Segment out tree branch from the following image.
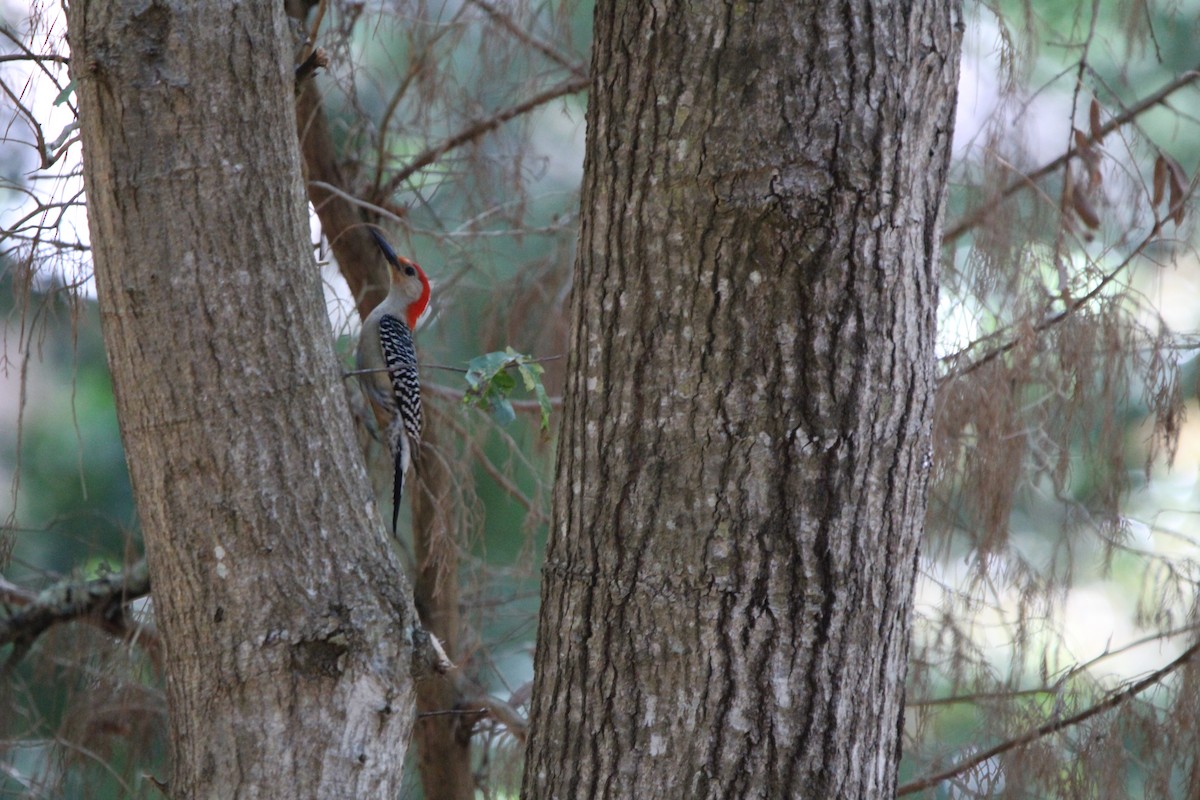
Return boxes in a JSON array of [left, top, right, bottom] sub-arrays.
[[910, 623, 1200, 708], [1, 560, 153, 661], [0, 53, 69, 64], [426, 380, 562, 412], [942, 65, 1200, 245], [433, 403, 550, 524], [465, 691, 529, 742], [938, 182, 1195, 384], [465, 0, 586, 78], [374, 75, 590, 203], [897, 638, 1200, 795]]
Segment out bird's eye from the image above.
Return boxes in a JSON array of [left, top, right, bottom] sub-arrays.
[[404, 266, 416, 276]]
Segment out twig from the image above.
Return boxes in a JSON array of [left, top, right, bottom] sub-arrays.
[[375, 75, 589, 201], [0, 26, 71, 101], [910, 622, 1200, 708], [344, 356, 564, 381], [0, 76, 47, 166], [425, 381, 562, 413], [413, 697, 527, 740], [417, 708, 487, 719], [369, 22, 466, 196], [465, 0, 586, 77], [372, 57, 427, 194], [466, 692, 529, 742], [938, 183, 1194, 384], [435, 406, 550, 524], [55, 736, 137, 798], [0, 53, 68, 64], [430, 354, 563, 375], [942, 65, 1200, 245], [467, 438, 541, 516], [343, 364, 465, 380], [308, 181, 406, 223], [897, 638, 1200, 795]]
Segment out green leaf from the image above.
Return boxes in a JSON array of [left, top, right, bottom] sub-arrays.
[[489, 397, 516, 426], [53, 80, 75, 106], [465, 350, 513, 389], [491, 369, 517, 392], [516, 360, 552, 434], [461, 348, 554, 433]]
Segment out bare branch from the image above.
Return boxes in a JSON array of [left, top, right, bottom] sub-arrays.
[[466, 692, 529, 742], [0, 75, 48, 163], [0, 560, 152, 657], [0, 53, 68, 64], [0, 25, 71, 96], [417, 707, 486, 719], [897, 638, 1200, 796], [425, 380, 562, 412], [308, 180, 405, 223], [465, 0, 586, 77], [374, 75, 590, 203], [910, 622, 1200, 708], [434, 405, 550, 525]]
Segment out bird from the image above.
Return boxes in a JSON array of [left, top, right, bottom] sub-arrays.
[[355, 227, 431, 533]]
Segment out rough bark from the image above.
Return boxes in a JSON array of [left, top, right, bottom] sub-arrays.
[[523, 1, 960, 798], [68, 2, 418, 796]]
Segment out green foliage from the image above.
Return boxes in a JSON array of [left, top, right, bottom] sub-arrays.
[[52, 80, 74, 106], [0, 284, 137, 584], [463, 347, 552, 435]]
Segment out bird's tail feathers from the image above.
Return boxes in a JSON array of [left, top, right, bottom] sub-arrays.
[[392, 460, 403, 535]]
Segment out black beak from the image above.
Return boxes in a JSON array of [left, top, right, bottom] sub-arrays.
[[369, 228, 399, 267]]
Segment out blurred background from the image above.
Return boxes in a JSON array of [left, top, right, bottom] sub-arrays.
[[2, 0, 1200, 797]]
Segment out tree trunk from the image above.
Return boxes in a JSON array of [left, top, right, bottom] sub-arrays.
[[523, 1, 960, 797], [287, 2, 476, 793], [68, 2, 418, 796], [410, 418, 475, 800]]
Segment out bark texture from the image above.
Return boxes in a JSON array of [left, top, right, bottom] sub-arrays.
[[68, 2, 418, 796], [524, 1, 961, 798], [409, 419, 474, 800]]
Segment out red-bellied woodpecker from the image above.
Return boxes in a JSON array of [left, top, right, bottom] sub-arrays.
[[356, 228, 431, 533]]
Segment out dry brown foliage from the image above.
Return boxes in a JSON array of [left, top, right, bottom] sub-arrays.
[[3, 1, 1200, 798]]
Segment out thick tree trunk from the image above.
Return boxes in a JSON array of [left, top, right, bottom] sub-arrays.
[[523, 1, 960, 798], [68, 2, 418, 796]]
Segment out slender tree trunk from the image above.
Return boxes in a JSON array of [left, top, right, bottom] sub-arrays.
[[523, 1, 960, 797], [68, 2, 418, 796], [410, 419, 474, 800], [286, 3, 476, 794]]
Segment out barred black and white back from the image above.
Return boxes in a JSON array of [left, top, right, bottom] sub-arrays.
[[379, 314, 422, 531]]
